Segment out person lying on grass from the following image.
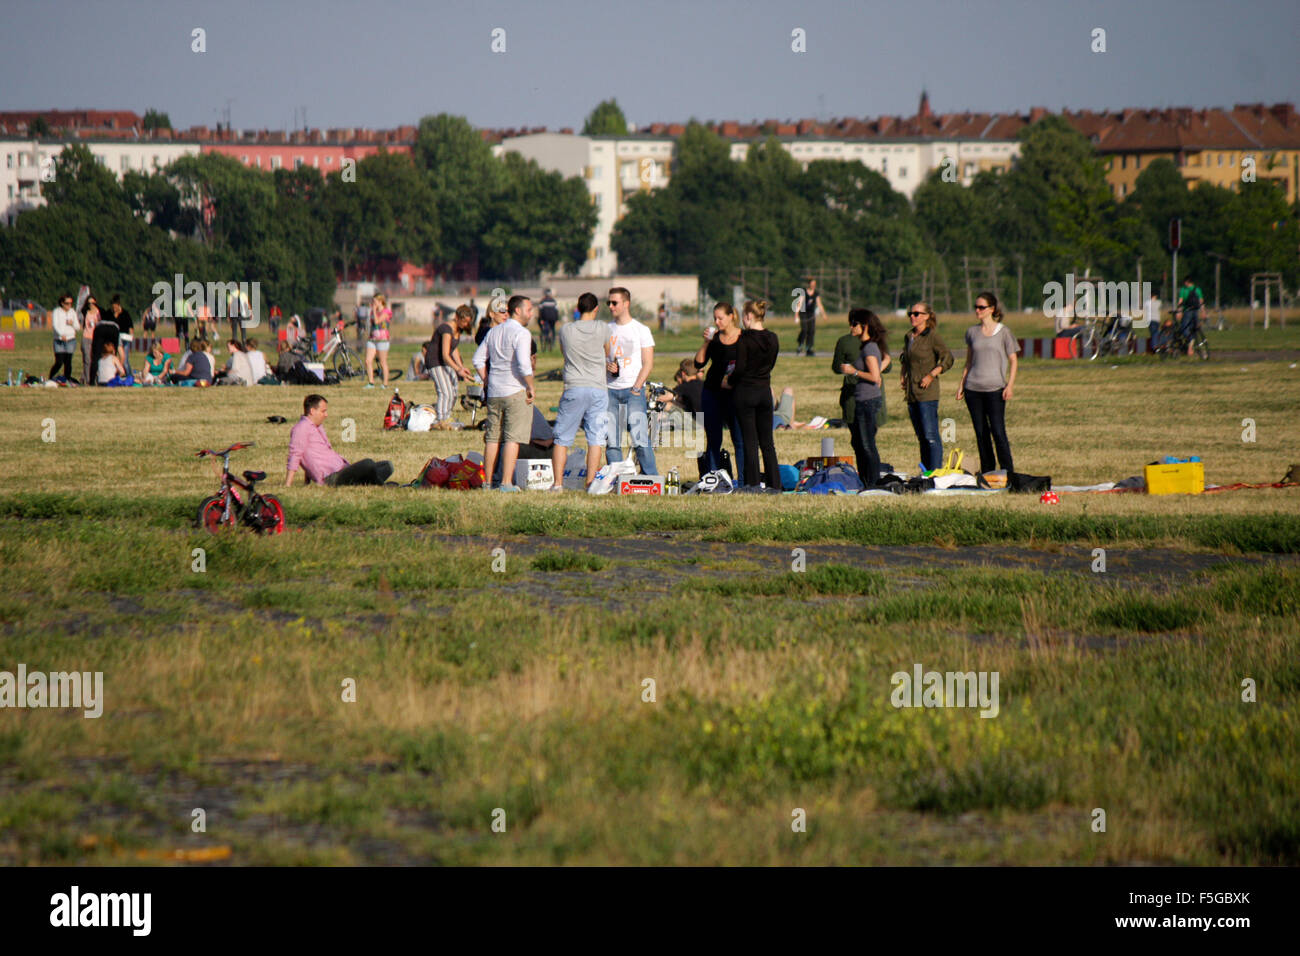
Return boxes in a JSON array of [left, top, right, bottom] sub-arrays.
[[285, 394, 394, 487]]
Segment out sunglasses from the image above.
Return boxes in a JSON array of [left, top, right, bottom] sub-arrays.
[[607, 299, 623, 306], [975, 305, 991, 311], [907, 311, 926, 318]]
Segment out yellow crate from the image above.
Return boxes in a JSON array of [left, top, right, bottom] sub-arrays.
[[14, 310, 30, 330], [0, 316, 12, 330], [1145, 461, 1204, 495]]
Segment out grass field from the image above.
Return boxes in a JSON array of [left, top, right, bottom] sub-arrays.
[[1, 316, 1298, 865]]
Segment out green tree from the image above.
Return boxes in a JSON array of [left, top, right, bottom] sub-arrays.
[[480, 153, 596, 276], [29, 115, 51, 137], [142, 109, 172, 132], [582, 99, 628, 136], [413, 113, 504, 268]]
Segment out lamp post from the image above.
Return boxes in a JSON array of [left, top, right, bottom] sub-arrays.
[[1207, 252, 1226, 330]]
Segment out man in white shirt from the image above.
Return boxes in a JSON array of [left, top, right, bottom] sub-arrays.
[[1143, 292, 1163, 351], [49, 293, 79, 381], [604, 286, 657, 475], [472, 295, 536, 492]]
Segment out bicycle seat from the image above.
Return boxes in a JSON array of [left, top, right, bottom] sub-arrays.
[[243, 470, 267, 482]]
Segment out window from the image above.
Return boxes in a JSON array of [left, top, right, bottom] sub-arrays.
[[241, 155, 249, 163], [254, 157, 262, 168], [121, 156, 130, 171], [1120, 155, 1127, 170], [17, 153, 26, 167], [5, 154, 11, 168], [1135, 155, 1141, 169], [152, 155, 160, 168], [325, 156, 333, 165], [294, 156, 304, 169], [593, 193, 602, 208], [592, 165, 603, 178], [271, 155, 282, 169], [1120, 183, 1127, 196], [882, 157, 888, 173], [965, 162, 976, 177], [6, 185, 12, 198], [900, 167, 907, 178]]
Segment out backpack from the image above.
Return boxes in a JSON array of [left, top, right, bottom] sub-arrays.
[[383, 390, 409, 430], [1183, 288, 1202, 311], [800, 463, 864, 494]]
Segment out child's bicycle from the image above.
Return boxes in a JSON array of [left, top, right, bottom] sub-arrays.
[[195, 442, 286, 534]]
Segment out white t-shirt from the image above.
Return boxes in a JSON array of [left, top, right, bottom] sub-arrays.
[[1142, 298, 1161, 329], [245, 349, 269, 382], [606, 319, 654, 389]]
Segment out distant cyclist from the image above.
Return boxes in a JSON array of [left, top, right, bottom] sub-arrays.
[[1176, 277, 1204, 357], [538, 288, 559, 352]]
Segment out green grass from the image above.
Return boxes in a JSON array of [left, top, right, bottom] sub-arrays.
[[0, 325, 1298, 865]]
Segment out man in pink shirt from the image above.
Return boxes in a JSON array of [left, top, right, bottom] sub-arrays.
[[285, 394, 394, 487]]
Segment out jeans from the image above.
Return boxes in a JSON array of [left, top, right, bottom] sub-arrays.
[[907, 399, 943, 472], [324, 459, 394, 486], [850, 396, 883, 485], [605, 386, 658, 475], [700, 386, 745, 483], [554, 386, 610, 447], [733, 383, 780, 488], [1179, 308, 1199, 345], [964, 390, 1014, 474], [119, 338, 132, 374]]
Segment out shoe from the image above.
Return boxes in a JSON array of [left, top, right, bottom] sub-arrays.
[[498, 485, 521, 493]]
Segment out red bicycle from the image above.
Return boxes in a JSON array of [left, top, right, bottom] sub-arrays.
[[196, 442, 286, 535]]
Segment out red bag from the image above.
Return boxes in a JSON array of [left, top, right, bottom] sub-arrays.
[[446, 459, 485, 490], [383, 389, 409, 430]]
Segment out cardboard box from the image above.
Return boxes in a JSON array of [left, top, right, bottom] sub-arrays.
[[618, 475, 663, 495], [1144, 461, 1204, 495], [804, 456, 854, 472], [561, 462, 590, 490], [513, 460, 555, 490]]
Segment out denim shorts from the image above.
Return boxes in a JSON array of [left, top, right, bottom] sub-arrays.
[[553, 387, 609, 447]]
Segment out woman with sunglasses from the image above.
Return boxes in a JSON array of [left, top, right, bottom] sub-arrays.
[[899, 302, 954, 473], [364, 293, 392, 388], [80, 295, 100, 384], [955, 291, 1018, 475], [50, 294, 79, 382]]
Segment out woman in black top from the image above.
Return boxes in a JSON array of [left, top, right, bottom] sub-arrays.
[[693, 302, 746, 482], [723, 300, 781, 490]]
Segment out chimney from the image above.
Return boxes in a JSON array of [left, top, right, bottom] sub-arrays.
[[1270, 102, 1295, 128], [918, 90, 932, 120]]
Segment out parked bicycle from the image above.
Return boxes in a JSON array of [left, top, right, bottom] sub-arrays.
[[196, 442, 286, 535], [1082, 314, 1136, 360]]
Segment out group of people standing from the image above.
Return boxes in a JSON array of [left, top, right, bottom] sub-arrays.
[[49, 292, 140, 385]]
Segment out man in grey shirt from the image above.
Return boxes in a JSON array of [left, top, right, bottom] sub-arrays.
[[549, 292, 611, 490]]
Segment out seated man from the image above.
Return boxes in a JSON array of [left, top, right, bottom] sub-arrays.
[[285, 394, 394, 487]]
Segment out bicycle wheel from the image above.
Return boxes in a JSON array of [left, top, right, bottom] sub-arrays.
[[1195, 334, 1210, 361], [1080, 328, 1099, 361], [197, 495, 234, 533], [254, 495, 286, 535], [333, 347, 359, 380]]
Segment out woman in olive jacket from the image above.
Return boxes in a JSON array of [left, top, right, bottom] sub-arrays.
[[898, 302, 953, 472]]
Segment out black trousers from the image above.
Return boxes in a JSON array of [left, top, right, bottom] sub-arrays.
[[732, 384, 780, 488], [797, 314, 816, 352], [49, 349, 74, 380], [964, 389, 1014, 473], [174, 317, 189, 342], [325, 459, 394, 487]]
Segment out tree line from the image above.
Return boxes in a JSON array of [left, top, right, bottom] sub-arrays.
[[0, 114, 597, 315], [613, 115, 1299, 308]]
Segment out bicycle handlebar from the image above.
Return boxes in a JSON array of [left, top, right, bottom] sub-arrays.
[[197, 441, 256, 458]]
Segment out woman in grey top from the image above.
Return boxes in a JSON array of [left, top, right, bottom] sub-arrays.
[[955, 291, 1019, 474], [844, 310, 888, 485]]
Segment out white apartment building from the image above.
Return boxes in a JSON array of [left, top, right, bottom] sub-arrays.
[[492, 133, 673, 277], [1, 138, 201, 224], [496, 131, 1020, 277]]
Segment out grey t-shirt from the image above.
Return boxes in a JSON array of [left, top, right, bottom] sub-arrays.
[[559, 319, 610, 389], [853, 341, 882, 401], [964, 324, 1018, 392]]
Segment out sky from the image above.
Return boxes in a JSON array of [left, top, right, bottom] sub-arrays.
[[3, 0, 1297, 133]]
